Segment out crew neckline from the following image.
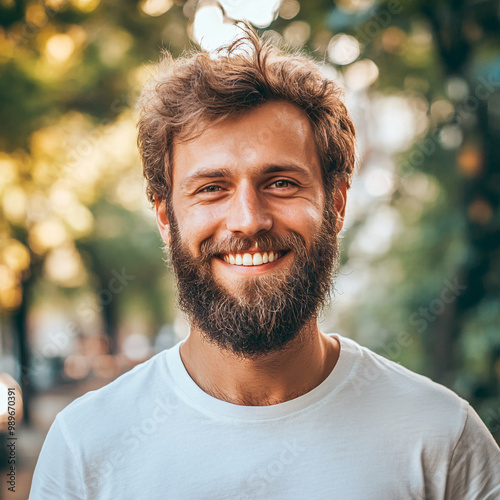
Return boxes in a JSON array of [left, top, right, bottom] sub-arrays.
[[164, 333, 359, 421]]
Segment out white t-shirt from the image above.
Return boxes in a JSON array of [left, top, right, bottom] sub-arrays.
[[29, 334, 500, 499]]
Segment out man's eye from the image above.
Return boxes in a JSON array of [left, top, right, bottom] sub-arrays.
[[200, 185, 221, 193], [271, 180, 294, 189]]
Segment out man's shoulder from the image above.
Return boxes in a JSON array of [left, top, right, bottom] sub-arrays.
[[57, 347, 177, 426], [338, 335, 469, 438], [340, 335, 461, 395]]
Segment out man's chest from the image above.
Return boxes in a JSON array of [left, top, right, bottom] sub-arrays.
[[83, 427, 444, 499]]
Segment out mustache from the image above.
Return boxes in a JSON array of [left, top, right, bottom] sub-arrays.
[[197, 232, 309, 262]]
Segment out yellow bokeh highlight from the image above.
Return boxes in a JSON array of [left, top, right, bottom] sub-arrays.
[[0, 265, 17, 291], [45, 33, 75, 63], [30, 126, 65, 158], [0, 262, 22, 309], [63, 204, 94, 236], [127, 64, 156, 88], [2, 186, 27, 223], [0, 287, 22, 310], [44, 244, 87, 287], [32, 160, 60, 188], [26, 4, 48, 27], [3, 240, 31, 272], [97, 28, 132, 67], [0, 156, 18, 190], [113, 175, 143, 211], [29, 218, 69, 254], [49, 184, 77, 212], [140, 0, 173, 17], [68, 25, 88, 47], [70, 0, 100, 13], [337, 0, 375, 13], [0, 28, 15, 59], [34, 26, 87, 78], [44, 0, 67, 10]]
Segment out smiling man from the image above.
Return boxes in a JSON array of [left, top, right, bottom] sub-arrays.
[[160, 98, 345, 398], [30, 31, 499, 499]]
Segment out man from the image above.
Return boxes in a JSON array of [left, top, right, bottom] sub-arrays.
[[30, 30, 499, 499]]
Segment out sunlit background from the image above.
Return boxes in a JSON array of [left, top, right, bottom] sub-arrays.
[[1, 0, 499, 496]]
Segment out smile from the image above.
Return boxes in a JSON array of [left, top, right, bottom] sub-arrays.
[[218, 251, 286, 266]]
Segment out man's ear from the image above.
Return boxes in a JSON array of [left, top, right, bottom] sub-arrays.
[[154, 196, 171, 246], [333, 182, 347, 234]]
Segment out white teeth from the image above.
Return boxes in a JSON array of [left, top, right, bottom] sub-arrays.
[[252, 253, 263, 265], [221, 251, 282, 266]]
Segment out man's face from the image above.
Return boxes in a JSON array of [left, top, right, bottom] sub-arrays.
[[156, 100, 346, 357]]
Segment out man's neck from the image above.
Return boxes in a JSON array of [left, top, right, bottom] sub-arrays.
[[178, 320, 340, 406]]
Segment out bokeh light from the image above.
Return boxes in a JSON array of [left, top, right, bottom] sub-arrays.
[[140, 0, 173, 17], [45, 34, 75, 63], [327, 34, 360, 65], [283, 21, 310, 47], [344, 59, 379, 90], [279, 0, 300, 20], [0, 3, 499, 495]]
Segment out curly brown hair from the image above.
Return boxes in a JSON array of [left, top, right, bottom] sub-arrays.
[[137, 28, 356, 205]]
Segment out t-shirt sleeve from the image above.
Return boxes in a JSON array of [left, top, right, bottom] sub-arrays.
[[29, 415, 86, 500], [445, 403, 500, 499]]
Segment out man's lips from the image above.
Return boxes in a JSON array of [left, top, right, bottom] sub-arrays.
[[216, 250, 288, 267]]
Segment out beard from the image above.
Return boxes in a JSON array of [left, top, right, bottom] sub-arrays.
[[165, 195, 340, 359]]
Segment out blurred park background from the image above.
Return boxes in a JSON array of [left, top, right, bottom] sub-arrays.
[[0, 0, 499, 496]]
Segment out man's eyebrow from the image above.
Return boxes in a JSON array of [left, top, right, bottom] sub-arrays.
[[181, 163, 314, 190], [181, 168, 232, 190], [261, 164, 313, 178]]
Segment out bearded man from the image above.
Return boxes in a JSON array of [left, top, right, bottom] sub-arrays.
[[30, 31, 499, 499]]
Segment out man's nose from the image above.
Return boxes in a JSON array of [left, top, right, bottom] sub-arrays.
[[225, 183, 273, 236]]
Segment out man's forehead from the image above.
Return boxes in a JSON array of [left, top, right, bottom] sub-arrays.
[[178, 99, 311, 133], [171, 100, 320, 184]]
